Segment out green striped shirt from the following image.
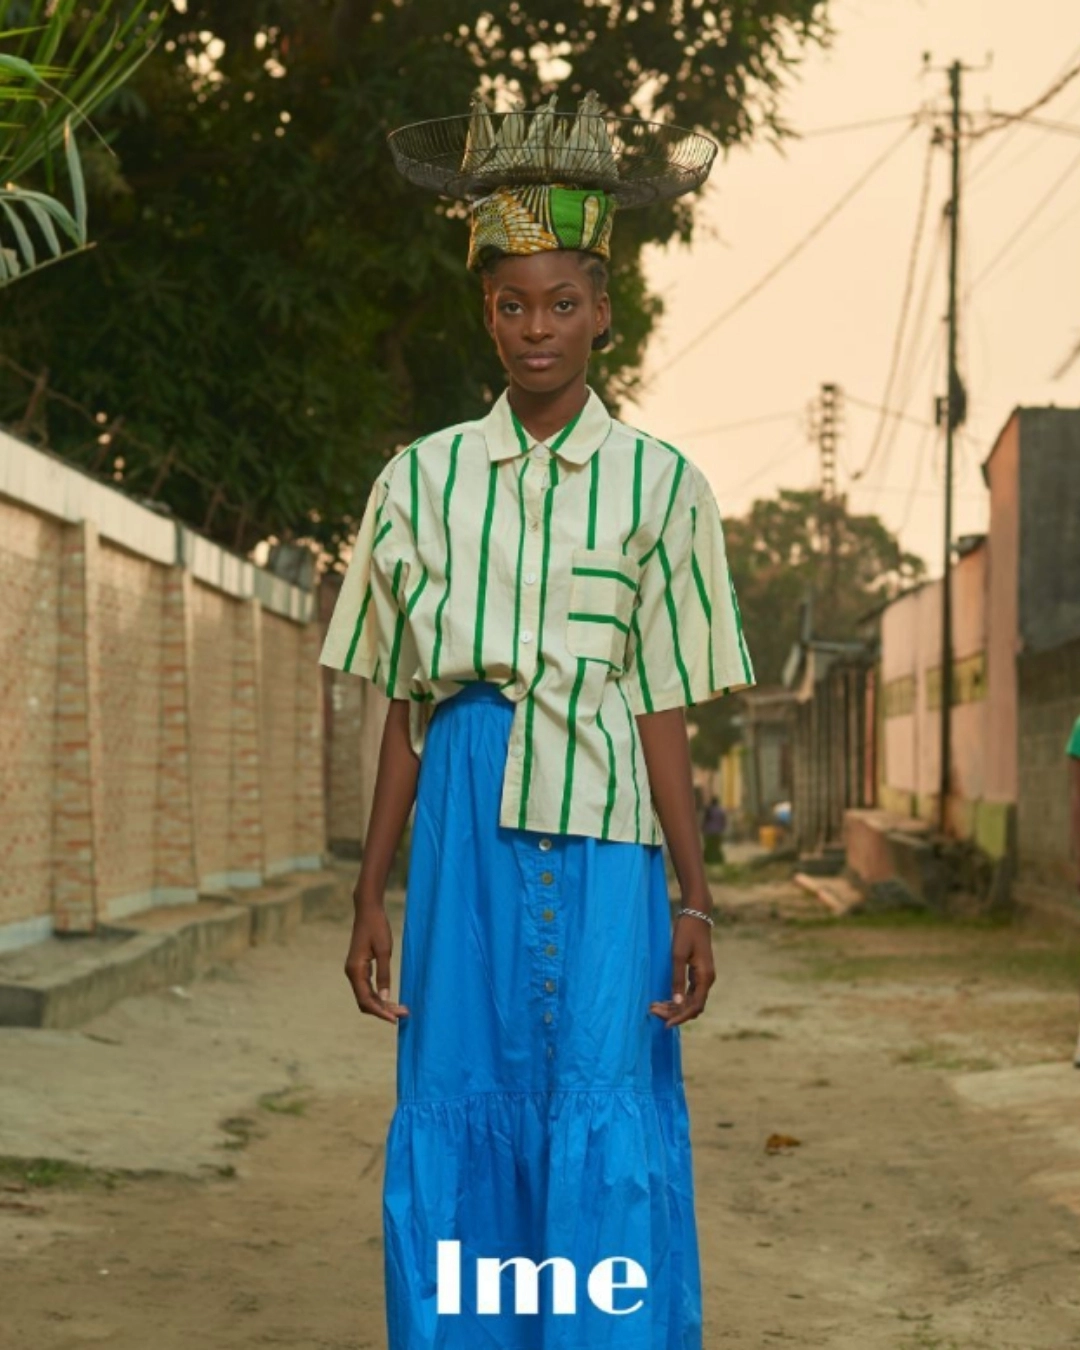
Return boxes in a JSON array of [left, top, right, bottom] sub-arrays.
[[1068, 716, 1080, 759], [319, 386, 755, 845]]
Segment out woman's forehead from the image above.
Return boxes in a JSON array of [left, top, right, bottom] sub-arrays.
[[488, 252, 590, 292]]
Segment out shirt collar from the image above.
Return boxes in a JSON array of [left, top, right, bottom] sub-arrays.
[[482, 386, 612, 466]]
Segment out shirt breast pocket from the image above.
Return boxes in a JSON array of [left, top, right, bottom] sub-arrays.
[[565, 546, 641, 669]]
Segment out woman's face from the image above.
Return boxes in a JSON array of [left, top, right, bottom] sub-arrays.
[[484, 250, 610, 395]]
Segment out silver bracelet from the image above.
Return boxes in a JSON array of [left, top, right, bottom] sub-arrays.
[[676, 906, 715, 928]]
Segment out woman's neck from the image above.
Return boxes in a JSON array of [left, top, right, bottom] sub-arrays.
[[507, 376, 589, 445]]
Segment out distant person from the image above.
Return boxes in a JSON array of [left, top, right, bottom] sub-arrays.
[[1068, 715, 1080, 1068], [702, 796, 727, 865]]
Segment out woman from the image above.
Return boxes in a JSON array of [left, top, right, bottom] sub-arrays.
[[320, 93, 755, 1349]]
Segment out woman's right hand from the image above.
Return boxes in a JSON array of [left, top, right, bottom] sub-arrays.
[[344, 901, 410, 1024]]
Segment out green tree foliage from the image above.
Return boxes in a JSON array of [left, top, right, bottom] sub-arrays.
[[0, 0, 163, 283], [688, 488, 924, 766], [0, 0, 831, 560]]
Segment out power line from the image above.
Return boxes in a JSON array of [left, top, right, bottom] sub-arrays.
[[982, 113, 1080, 139], [966, 57, 1080, 141], [851, 130, 938, 482], [975, 159, 1080, 292], [726, 429, 809, 496], [650, 121, 919, 378], [794, 112, 920, 138], [845, 391, 937, 431], [897, 421, 938, 535], [669, 408, 801, 439], [965, 44, 1080, 188], [967, 140, 1080, 291], [844, 213, 948, 496]]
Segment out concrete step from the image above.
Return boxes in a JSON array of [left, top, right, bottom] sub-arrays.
[[0, 869, 349, 1030]]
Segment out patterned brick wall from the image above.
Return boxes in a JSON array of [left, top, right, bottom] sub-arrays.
[[0, 502, 62, 931], [190, 579, 240, 882], [96, 540, 165, 913], [0, 475, 323, 949], [260, 610, 301, 872]]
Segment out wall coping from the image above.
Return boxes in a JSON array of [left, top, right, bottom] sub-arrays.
[[0, 425, 313, 623]]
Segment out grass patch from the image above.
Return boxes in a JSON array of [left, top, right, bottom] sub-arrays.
[[782, 944, 1080, 990], [258, 1086, 312, 1116], [0, 1155, 173, 1190], [894, 1042, 997, 1073], [707, 858, 795, 888], [217, 1114, 263, 1150]]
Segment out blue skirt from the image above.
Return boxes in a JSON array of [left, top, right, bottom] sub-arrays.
[[383, 680, 703, 1350]]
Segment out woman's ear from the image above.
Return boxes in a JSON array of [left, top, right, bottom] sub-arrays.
[[592, 291, 612, 351]]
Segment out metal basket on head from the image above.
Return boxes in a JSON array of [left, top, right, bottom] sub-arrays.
[[388, 108, 718, 208]]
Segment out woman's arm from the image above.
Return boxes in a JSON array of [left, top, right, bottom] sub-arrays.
[[636, 706, 717, 1029], [344, 697, 420, 1023]]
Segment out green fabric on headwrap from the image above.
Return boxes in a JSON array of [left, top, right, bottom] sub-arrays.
[[468, 183, 616, 271]]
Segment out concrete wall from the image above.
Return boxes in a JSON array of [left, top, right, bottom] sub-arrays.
[[1018, 409, 1080, 653], [879, 543, 989, 833], [1017, 638, 1080, 885], [0, 429, 324, 951], [984, 413, 1020, 804]]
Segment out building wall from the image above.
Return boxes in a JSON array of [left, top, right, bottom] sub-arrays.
[[96, 541, 165, 912], [1018, 409, 1080, 653], [0, 430, 323, 951], [984, 414, 1020, 803], [879, 545, 989, 834], [190, 580, 240, 883], [0, 500, 63, 938], [1017, 638, 1080, 885]]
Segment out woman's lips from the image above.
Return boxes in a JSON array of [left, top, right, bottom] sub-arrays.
[[520, 353, 559, 370]]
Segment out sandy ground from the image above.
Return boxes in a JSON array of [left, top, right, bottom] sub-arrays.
[[3, 876, 1080, 1350]]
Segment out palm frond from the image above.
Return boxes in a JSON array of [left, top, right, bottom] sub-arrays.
[[0, 0, 163, 283]]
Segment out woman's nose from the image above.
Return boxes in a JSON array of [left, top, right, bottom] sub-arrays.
[[524, 308, 552, 340]]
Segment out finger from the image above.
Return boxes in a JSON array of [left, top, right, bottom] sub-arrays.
[[346, 959, 402, 1023], [374, 941, 393, 1004], [670, 951, 688, 1007]]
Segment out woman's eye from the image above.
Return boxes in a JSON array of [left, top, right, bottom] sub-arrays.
[[499, 302, 522, 313], [554, 300, 575, 312]]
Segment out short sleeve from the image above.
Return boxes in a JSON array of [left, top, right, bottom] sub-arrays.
[[621, 469, 755, 715], [319, 462, 422, 700], [1067, 717, 1080, 759]]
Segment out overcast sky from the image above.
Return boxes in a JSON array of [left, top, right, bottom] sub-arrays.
[[626, 0, 1080, 574]]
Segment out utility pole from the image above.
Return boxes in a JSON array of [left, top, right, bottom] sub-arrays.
[[809, 382, 843, 619], [936, 59, 967, 835]]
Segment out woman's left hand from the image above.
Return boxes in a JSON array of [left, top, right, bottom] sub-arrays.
[[649, 912, 716, 1028]]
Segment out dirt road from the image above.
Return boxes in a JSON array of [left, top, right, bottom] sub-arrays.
[[3, 875, 1080, 1350]]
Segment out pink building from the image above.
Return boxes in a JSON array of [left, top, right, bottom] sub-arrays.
[[876, 405, 1080, 880]]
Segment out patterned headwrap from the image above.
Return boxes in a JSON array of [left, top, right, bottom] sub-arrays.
[[467, 183, 616, 272]]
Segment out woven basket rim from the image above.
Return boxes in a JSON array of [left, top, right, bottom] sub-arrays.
[[387, 110, 718, 207]]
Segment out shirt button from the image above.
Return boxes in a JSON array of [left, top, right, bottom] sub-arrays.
[[524, 571, 537, 585], [545, 979, 555, 992], [538, 837, 552, 851], [540, 870, 553, 885], [510, 744, 524, 758], [542, 908, 554, 922], [545, 943, 557, 957], [528, 519, 540, 532], [546, 1046, 555, 1059], [521, 630, 533, 644], [543, 1011, 553, 1024]]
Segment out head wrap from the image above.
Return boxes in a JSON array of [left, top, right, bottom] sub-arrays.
[[467, 183, 616, 272]]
